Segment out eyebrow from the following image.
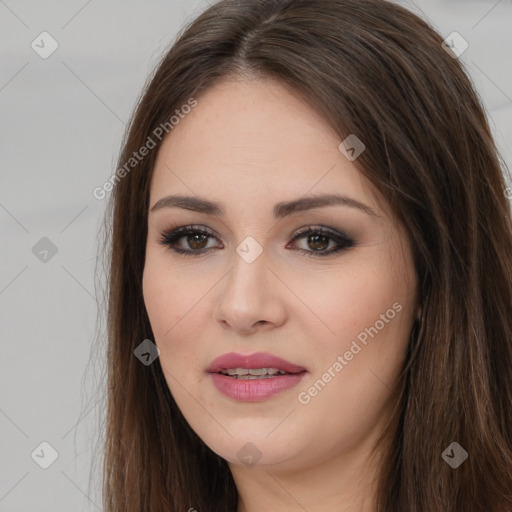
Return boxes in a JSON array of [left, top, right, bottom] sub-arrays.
[[150, 193, 379, 218]]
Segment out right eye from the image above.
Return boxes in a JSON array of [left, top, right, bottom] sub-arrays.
[[159, 225, 222, 256]]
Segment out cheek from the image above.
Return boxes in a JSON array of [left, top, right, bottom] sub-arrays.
[[293, 272, 413, 454], [293, 250, 415, 425], [142, 265, 174, 339], [142, 255, 208, 379], [142, 259, 213, 428], [142, 255, 194, 339], [295, 257, 412, 353], [142, 266, 193, 392]]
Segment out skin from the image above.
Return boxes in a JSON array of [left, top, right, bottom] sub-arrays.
[[142, 75, 419, 512]]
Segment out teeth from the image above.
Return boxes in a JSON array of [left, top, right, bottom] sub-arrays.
[[220, 367, 287, 378], [226, 368, 248, 375], [249, 368, 276, 376]]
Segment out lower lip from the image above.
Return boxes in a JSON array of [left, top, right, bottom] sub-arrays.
[[209, 372, 306, 402]]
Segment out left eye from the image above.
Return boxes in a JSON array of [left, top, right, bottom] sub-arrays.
[[158, 225, 354, 257], [288, 226, 355, 257]]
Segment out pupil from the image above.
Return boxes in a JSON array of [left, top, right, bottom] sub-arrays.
[[308, 234, 329, 251]]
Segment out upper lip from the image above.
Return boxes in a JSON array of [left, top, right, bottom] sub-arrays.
[[207, 352, 307, 374]]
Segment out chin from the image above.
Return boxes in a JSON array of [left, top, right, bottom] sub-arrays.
[[193, 423, 305, 469]]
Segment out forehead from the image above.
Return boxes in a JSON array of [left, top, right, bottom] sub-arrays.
[[149, 76, 384, 218]]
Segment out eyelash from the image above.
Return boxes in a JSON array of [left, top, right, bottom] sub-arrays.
[[158, 224, 355, 258]]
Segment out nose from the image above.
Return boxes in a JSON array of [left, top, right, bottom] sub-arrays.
[[212, 246, 288, 335]]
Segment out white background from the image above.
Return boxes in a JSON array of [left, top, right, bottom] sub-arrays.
[[1, 0, 511, 510]]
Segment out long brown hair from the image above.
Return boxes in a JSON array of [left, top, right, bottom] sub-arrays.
[[97, 0, 512, 510]]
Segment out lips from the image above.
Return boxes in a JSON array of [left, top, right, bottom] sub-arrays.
[[206, 352, 307, 401], [206, 352, 307, 375]]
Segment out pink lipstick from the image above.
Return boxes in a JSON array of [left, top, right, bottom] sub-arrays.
[[207, 352, 307, 402]]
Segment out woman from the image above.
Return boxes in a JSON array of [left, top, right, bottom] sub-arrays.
[[100, 0, 512, 510]]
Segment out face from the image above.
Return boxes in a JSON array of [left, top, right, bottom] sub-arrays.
[[142, 76, 418, 472]]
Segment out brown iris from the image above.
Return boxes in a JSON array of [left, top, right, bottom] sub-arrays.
[[187, 233, 209, 250], [307, 233, 329, 251]]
